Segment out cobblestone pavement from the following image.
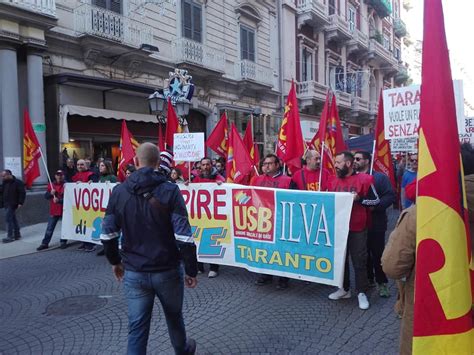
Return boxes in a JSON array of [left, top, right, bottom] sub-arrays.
[[0, 209, 402, 355]]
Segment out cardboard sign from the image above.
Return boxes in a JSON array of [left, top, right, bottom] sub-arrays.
[[173, 133, 205, 162]]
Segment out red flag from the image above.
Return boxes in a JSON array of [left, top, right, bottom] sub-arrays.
[[165, 99, 182, 151], [243, 122, 260, 166], [413, 0, 473, 352], [226, 124, 253, 183], [206, 113, 228, 157], [373, 92, 396, 189], [23, 109, 41, 188], [158, 123, 165, 152], [276, 80, 305, 170], [118, 121, 139, 181]]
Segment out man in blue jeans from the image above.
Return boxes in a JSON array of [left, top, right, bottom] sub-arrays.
[[1, 169, 26, 243], [100, 142, 197, 355]]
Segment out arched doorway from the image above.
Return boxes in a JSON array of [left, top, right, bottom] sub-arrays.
[[186, 110, 207, 136]]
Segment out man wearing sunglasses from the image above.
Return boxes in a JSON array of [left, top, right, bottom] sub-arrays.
[[353, 151, 396, 298], [401, 154, 418, 209]]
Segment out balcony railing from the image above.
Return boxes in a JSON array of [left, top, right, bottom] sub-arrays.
[[351, 96, 369, 113], [326, 14, 352, 42], [394, 18, 407, 37], [369, 39, 397, 68], [334, 90, 351, 108], [296, 0, 327, 17], [366, 0, 392, 18], [235, 60, 273, 87], [1, 0, 56, 17], [172, 38, 225, 73], [74, 4, 153, 47], [296, 80, 327, 100]]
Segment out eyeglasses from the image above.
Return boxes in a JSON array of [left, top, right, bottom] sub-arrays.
[[410, 159, 418, 163]]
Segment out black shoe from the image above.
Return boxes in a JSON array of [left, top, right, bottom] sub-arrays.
[[276, 281, 289, 290], [2, 237, 15, 243], [84, 245, 97, 252], [60, 242, 68, 249], [96, 249, 105, 256], [77, 244, 86, 251], [14, 235, 21, 240], [185, 338, 196, 355], [36, 244, 49, 251], [255, 276, 272, 286]]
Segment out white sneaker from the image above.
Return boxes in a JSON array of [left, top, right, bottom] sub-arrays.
[[358, 293, 370, 310], [328, 288, 351, 300], [208, 271, 218, 278]]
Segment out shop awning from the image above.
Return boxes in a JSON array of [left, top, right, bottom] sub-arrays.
[[59, 104, 158, 143]]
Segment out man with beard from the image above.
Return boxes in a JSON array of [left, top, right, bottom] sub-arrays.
[[327, 151, 380, 310], [353, 151, 395, 298], [291, 149, 330, 191], [191, 157, 224, 278]]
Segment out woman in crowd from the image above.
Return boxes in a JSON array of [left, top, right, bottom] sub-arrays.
[[170, 168, 184, 184], [99, 160, 117, 183]]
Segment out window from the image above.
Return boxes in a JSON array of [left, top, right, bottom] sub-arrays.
[[92, 0, 121, 13], [329, 0, 336, 15], [182, 0, 202, 42], [394, 47, 401, 60], [301, 47, 313, 81], [383, 34, 391, 50], [348, 6, 356, 32], [240, 25, 255, 61]]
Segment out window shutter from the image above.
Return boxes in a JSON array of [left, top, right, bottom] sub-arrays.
[[241, 27, 248, 60], [193, 3, 202, 43], [109, 0, 121, 13], [248, 30, 255, 62], [93, 0, 106, 8], [182, 1, 192, 39]]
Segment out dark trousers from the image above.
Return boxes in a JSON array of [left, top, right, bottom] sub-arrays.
[[366, 228, 388, 284], [197, 262, 219, 272], [41, 215, 66, 246], [343, 230, 369, 293], [5, 206, 20, 237]]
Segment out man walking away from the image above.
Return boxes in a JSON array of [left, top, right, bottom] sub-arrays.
[[1, 169, 26, 243], [100, 142, 197, 355], [353, 151, 396, 297]]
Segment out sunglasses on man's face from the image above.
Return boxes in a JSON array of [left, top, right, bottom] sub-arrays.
[[410, 159, 418, 163], [354, 157, 364, 161]]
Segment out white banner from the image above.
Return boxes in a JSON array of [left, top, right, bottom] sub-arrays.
[[61, 182, 354, 287], [459, 117, 474, 144], [390, 137, 418, 153], [173, 133, 205, 162]]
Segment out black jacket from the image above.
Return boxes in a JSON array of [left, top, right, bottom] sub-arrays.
[[370, 171, 396, 231], [100, 167, 197, 277], [1, 177, 26, 209]]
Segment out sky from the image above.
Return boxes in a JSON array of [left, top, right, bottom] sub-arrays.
[[405, 0, 474, 116]]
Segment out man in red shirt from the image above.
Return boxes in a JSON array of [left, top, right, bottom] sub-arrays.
[[326, 151, 379, 310], [251, 154, 292, 289], [191, 157, 224, 278], [291, 149, 330, 191]]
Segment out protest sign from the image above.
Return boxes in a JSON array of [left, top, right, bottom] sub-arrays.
[[61, 182, 353, 287], [459, 117, 474, 144], [390, 137, 418, 153], [173, 133, 205, 162]]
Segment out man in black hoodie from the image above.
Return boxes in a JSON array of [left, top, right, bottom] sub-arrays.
[[1, 169, 26, 243], [100, 142, 198, 355]]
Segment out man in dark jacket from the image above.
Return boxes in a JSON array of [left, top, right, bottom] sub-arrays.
[[1, 170, 26, 243], [354, 151, 396, 298], [100, 142, 197, 355]]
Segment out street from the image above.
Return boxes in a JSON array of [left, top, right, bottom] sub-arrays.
[[0, 209, 401, 355]]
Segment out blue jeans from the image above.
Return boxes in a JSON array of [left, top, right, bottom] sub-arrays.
[[123, 267, 189, 355], [41, 215, 65, 246], [5, 207, 20, 237]]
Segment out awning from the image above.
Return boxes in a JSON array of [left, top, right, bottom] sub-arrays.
[[59, 104, 157, 143]]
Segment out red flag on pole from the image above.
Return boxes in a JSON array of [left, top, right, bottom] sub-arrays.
[[23, 109, 41, 188], [165, 99, 182, 151], [243, 121, 260, 167], [373, 92, 396, 189], [206, 112, 228, 157], [413, 0, 473, 352], [118, 121, 139, 181], [276, 80, 305, 171], [226, 123, 253, 183]]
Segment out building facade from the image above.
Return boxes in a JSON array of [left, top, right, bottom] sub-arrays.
[[0, 0, 407, 184]]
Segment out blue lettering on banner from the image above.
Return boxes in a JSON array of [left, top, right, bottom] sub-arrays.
[[193, 226, 227, 258]]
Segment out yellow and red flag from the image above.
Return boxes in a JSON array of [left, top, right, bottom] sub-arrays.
[[226, 123, 253, 184], [276, 80, 305, 171], [118, 120, 139, 181], [206, 112, 228, 158], [243, 121, 260, 167], [165, 99, 183, 151], [23, 109, 41, 188], [413, 0, 473, 352], [373, 92, 396, 189]]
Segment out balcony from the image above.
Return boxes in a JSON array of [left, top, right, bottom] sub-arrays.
[[296, 0, 329, 30], [235, 60, 273, 88], [368, 39, 398, 73], [347, 29, 369, 55], [0, 0, 55, 17], [394, 19, 407, 37], [172, 38, 225, 74], [74, 4, 152, 48], [296, 80, 328, 109], [351, 96, 369, 114], [334, 90, 351, 110], [394, 65, 409, 85], [325, 14, 352, 43], [365, 0, 392, 18]]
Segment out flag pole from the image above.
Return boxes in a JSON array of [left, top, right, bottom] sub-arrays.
[[38, 146, 53, 189], [369, 139, 376, 175], [318, 141, 325, 190]]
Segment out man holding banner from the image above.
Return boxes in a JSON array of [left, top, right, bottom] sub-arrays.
[[100, 143, 198, 355]]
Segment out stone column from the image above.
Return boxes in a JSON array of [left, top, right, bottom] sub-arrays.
[[0, 47, 22, 178], [27, 51, 48, 184]]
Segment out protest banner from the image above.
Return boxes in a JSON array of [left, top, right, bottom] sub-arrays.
[[390, 137, 418, 153], [61, 182, 353, 287], [459, 116, 474, 144], [173, 132, 205, 162]]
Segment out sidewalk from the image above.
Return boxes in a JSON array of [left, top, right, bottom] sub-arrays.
[[0, 222, 66, 260]]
